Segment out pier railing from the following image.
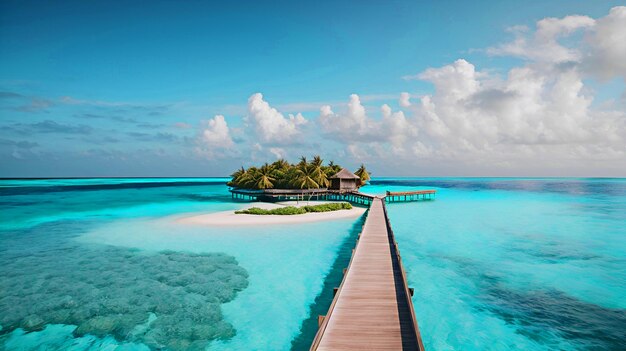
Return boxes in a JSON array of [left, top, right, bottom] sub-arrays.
[[385, 189, 436, 203], [229, 187, 436, 205], [229, 188, 376, 205]]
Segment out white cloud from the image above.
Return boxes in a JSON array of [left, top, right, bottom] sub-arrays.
[[381, 104, 417, 151], [247, 93, 307, 144], [417, 59, 480, 100], [397, 58, 625, 172], [373, 7, 626, 175], [487, 15, 595, 63], [583, 6, 626, 79], [486, 6, 626, 81], [269, 147, 285, 159], [318, 94, 418, 156], [319, 94, 380, 142], [199, 115, 234, 154], [318, 7, 625, 174], [399, 92, 412, 107], [192, 7, 626, 175]]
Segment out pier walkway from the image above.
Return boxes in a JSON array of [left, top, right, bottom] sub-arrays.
[[385, 190, 436, 203], [230, 188, 436, 205], [310, 198, 425, 351]]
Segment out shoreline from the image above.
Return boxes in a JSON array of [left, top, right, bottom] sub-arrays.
[[176, 201, 367, 226]]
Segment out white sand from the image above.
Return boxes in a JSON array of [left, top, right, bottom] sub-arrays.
[[176, 201, 367, 226]]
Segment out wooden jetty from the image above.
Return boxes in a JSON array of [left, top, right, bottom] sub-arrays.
[[230, 188, 328, 201], [310, 197, 425, 351], [230, 188, 435, 205], [229, 188, 376, 206], [385, 190, 436, 203]]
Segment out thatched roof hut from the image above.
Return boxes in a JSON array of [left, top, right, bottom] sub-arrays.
[[329, 168, 360, 190]]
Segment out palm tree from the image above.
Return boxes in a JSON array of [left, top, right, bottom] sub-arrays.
[[227, 157, 364, 190], [272, 158, 290, 171], [311, 155, 323, 167], [325, 160, 341, 177], [269, 159, 289, 187], [311, 155, 329, 188], [254, 163, 275, 189], [239, 167, 258, 188], [354, 164, 370, 186], [228, 167, 246, 187], [293, 161, 319, 189], [298, 156, 308, 168]]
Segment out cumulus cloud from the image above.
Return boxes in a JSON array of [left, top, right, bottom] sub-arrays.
[[399, 92, 412, 107], [487, 14, 595, 63], [318, 94, 417, 155], [487, 6, 626, 81], [201, 115, 234, 149], [396, 56, 626, 173], [188, 7, 625, 175], [381, 104, 417, 151], [417, 59, 481, 100], [353, 6, 626, 175], [583, 6, 626, 79], [247, 93, 307, 144], [319, 94, 369, 139]]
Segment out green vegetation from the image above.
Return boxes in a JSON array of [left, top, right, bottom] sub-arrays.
[[235, 206, 306, 215], [303, 202, 353, 212], [228, 155, 367, 190], [235, 202, 352, 215], [355, 163, 371, 185]]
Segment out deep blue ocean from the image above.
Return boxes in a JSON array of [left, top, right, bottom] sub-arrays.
[[1, 178, 625, 350]]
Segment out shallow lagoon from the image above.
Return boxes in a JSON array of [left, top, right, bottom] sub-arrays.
[[0, 179, 362, 350], [365, 178, 626, 350], [1, 178, 625, 350]]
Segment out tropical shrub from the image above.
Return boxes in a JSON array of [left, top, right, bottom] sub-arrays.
[[235, 202, 352, 215], [303, 202, 352, 212]]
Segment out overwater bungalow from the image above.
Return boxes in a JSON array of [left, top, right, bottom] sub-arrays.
[[329, 168, 360, 191]]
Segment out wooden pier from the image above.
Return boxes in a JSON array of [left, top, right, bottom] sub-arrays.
[[385, 190, 436, 203], [310, 197, 425, 351], [230, 188, 435, 205], [229, 188, 376, 206]]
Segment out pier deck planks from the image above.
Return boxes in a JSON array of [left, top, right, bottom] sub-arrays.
[[311, 198, 423, 350]]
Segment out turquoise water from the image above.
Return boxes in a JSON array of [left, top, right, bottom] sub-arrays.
[[1, 178, 625, 350], [0, 178, 361, 350], [365, 179, 626, 350]]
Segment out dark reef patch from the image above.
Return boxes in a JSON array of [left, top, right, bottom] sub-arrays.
[[0, 221, 249, 351], [437, 254, 626, 350]]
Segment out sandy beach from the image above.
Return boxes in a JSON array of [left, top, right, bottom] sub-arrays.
[[177, 201, 367, 226]]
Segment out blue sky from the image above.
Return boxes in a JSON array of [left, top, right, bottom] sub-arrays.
[[1, 0, 625, 177]]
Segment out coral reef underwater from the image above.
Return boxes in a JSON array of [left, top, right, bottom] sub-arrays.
[[0, 222, 249, 350]]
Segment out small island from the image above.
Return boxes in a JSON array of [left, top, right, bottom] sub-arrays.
[[228, 156, 372, 204], [229, 156, 370, 190]]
